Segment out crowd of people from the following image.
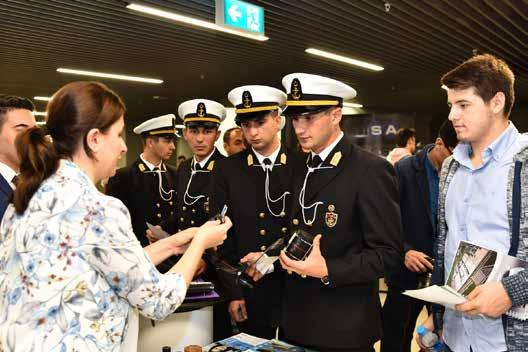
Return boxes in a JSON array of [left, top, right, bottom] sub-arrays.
[[0, 53, 526, 352]]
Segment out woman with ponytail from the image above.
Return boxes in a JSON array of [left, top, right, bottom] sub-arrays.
[[0, 81, 231, 351]]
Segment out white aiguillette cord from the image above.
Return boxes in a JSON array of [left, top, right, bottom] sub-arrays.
[[183, 161, 210, 206], [252, 162, 290, 218], [145, 167, 175, 202], [299, 160, 332, 226]]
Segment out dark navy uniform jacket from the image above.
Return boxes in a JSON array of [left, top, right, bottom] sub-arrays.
[[281, 137, 403, 350], [106, 158, 178, 247], [209, 145, 301, 328], [161, 148, 225, 234]]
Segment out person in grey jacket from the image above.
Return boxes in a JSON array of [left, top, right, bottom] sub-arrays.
[[417, 54, 528, 351]]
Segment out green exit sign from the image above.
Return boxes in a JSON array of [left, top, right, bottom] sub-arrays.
[[216, 0, 265, 35]]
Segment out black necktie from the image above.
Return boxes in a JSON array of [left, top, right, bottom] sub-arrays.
[[309, 155, 322, 168], [195, 163, 202, 171], [152, 166, 160, 172]]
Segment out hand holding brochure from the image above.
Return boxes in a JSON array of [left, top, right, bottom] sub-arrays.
[[403, 240, 528, 320], [146, 222, 170, 239]]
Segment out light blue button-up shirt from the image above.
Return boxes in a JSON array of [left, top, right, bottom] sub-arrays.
[[443, 123, 528, 351]]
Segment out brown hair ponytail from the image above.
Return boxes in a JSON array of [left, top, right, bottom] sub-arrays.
[[13, 127, 59, 214], [12, 81, 125, 214]]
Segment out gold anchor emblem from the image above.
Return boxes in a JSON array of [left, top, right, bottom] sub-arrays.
[[242, 91, 252, 108], [197, 103, 206, 117], [291, 79, 302, 100]]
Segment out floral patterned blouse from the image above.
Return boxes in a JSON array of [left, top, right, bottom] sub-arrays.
[[0, 160, 187, 351]]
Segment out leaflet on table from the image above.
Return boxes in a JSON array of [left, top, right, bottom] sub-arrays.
[[403, 240, 528, 320], [203, 333, 304, 352]]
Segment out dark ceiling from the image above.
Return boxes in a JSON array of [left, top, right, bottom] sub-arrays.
[[1, 0, 527, 126]]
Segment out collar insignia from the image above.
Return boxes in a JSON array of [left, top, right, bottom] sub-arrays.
[[280, 153, 287, 164], [330, 151, 342, 167]]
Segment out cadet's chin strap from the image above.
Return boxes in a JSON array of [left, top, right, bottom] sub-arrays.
[[298, 158, 332, 226], [183, 162, 209, 206], [260, 161, 290, 217]]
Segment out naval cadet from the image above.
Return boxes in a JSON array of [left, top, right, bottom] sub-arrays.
[[209, 85, 301, 339], [278, 73, 403, 351], [158, 99, 226, 234], [106, 114, 178, 247]]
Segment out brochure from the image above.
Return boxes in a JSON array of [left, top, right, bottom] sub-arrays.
[[403, 240, 528, 320]]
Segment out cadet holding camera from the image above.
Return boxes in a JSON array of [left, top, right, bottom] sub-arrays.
[[276, 73, 403, 352], [209, 85, 302, 339]]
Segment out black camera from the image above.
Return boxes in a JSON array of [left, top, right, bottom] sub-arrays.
[[284, 228, 315, 261]]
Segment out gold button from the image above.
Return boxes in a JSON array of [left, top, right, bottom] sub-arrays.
[[292, 219, 299, 225], [259, 229, 266, 236], [182, 206, 187, 211], [180, 217, 184, 222], [259, 212, 265, 219], [170, 211, 174, 215], [260, 245, 266, 251], [301, 274, 307, 279], [281, 227, 287, 234], [169, 201, 173, 205], [280, 212, 286, 218], [192, 209, 196, 213], [190, 220, 195, 225], [306, 220, 313, 226], [156, 203, 160, 208], [287, 270, 292, 275], [157, 213, 161, 218]]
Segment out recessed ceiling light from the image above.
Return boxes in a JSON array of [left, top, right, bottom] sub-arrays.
[[127, 3, 268, 42], [57, 68, 163, 84], [36, 121, 46, 125], [34, 96, 52, 101], [441, 85, 448, 91], [305, 48, 384, 71], [33, 111, 47, 116]]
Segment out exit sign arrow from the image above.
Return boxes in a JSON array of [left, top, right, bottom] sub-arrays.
[[228, 4, 242, 22]]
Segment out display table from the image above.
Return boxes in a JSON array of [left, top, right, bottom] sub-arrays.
[[138, 305, 214, 352]]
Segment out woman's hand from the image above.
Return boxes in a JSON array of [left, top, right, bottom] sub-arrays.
[[193, 216, 232, 250], [166, 227, 197, 255]]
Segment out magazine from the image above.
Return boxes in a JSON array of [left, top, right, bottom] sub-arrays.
[[403, 240, 528, 320], [203, 333, 305, 352]]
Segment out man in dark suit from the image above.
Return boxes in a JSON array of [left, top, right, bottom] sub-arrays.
[[278, 73, 403, 351], [209, 85, 299, 339], [381, 120, 458, 352], [0, 95, 36, 219], [106, 114, 178, 246]]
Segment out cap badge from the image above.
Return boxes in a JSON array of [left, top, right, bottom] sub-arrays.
[[242, 91, 253, 108], [197, 102, 206, 117], [138, 163, 146, 172], [291, 78, 302, 100]]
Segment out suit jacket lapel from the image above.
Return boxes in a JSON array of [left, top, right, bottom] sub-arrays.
[[302, 138, 350, 206], [242, 149, 267, 189], [0, 174, 12, 198], [414, 152, 433, 227], [268, 145, 289, 197]]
